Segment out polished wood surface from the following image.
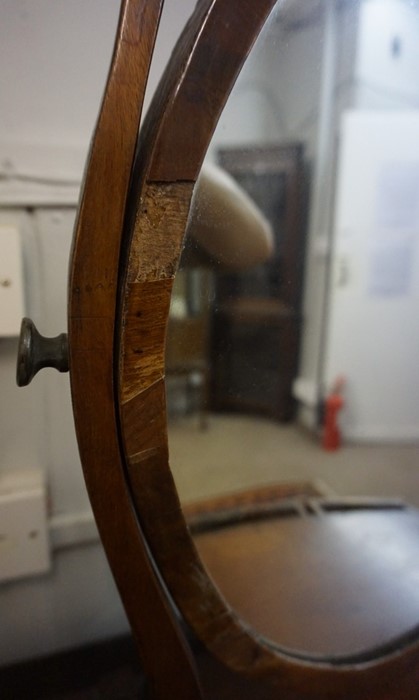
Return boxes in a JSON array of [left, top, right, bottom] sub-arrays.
[[68, 0, 419, 697], [194, 507, 419, 657], [67, 2, 201, 698], [116, 0, 289, 687]]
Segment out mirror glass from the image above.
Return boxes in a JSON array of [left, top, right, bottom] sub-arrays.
[[166, 0, 419, 658]]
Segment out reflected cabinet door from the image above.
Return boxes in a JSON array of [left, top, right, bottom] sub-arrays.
[[210, 145, 306, 421]]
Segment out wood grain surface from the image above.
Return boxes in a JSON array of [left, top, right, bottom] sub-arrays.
[[68, 2, 202, 698]]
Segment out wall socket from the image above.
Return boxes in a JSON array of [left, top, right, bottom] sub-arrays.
[[0, 470, 50, 582]]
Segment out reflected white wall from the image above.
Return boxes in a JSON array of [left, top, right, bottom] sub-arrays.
[[355, 0, 419, 108]]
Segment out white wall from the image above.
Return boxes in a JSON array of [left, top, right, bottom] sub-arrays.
[[0, 0, 271, 182], [0, 0, 119, 182], [0, 0, 213, 181], [322, 0, 419, 440], [260, 12, 325, 154], [354, 0, 419, 109], [288, 0, 419, 432], [325, 111, 419, 442]]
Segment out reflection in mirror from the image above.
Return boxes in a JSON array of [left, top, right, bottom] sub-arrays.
[[166, 0, 419, 658], [166, 163, 273, 431]]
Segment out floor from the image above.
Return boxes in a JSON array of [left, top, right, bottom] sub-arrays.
[[168, 413, 419, 507]]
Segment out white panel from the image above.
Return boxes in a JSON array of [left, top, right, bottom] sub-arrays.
[[0, 470, 50, 582], [0, 211, 46, 475], [0, 225, 25, 336], [33, 209, 89, 516]]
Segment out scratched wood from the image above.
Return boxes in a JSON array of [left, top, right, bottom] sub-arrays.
[[67, 2, 202, 699], [127, 182, 194, 283]]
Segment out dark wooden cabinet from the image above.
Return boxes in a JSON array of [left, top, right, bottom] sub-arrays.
[[210, 144, 307, 421]]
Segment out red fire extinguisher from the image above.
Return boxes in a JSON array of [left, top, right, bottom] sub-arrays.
[[322, 376, 345, 451]]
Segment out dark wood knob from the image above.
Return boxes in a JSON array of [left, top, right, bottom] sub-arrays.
[[16, 317, 69, 387]]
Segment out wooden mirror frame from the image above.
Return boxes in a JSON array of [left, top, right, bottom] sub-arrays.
[[69, 0, 419, 697], [68, 2, 201, 698]]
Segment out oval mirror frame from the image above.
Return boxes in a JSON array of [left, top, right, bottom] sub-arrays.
[[69, 0, 419, 697]]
